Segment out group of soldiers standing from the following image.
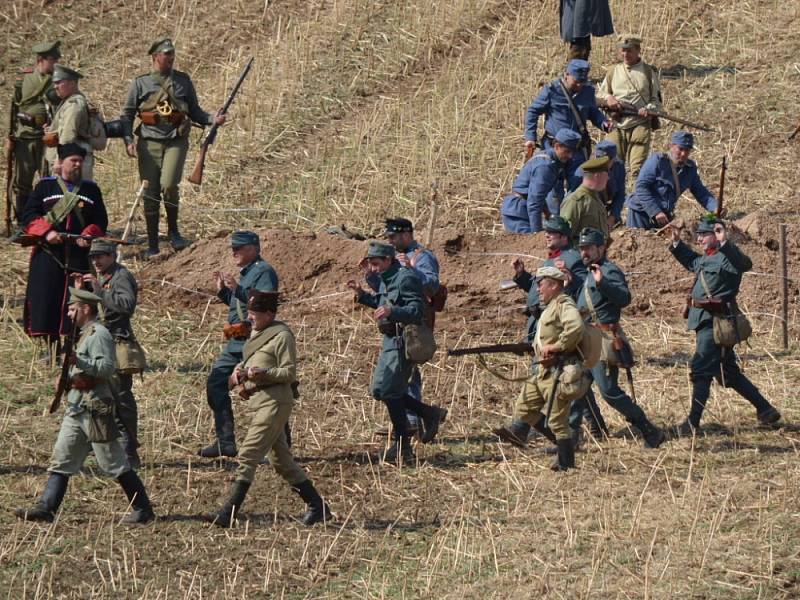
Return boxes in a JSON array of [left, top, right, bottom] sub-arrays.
[[7, 24, 785, 526]]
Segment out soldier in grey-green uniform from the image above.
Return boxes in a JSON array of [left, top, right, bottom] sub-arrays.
[[13, 289, 154, 524], [7, 41, 61, 221], [560, 155, 611, 243], [209, 290, 331, 528], [669, 217, 781, 434], [82, 239, 147, 469], [119, 38, 227, 256]]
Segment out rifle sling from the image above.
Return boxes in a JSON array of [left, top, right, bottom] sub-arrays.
[[45, 179, 84, 228], [557, 78, 591, 159]]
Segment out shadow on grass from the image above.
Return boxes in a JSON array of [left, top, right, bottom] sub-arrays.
[[659, 64, 737, 79], [706, 440, 797, 455], [0, 464, 49, 476]]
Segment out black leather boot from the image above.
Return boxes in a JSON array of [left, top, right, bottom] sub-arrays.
[[419, 404, 447, 443], [14, 473, 69, 522], [211, 480, 251, 528], [636, 419, 666, 449], [551, 439, 576, 471], [117, 470, 155, 524], [198, 408, 238, 458], [292, 480, 333, 526], [166, 204, 190, 250], [382, 437, 415, 465], [144, 211, 160, 256]]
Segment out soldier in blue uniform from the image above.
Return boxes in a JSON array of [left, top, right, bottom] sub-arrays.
[[367, 218, 445, 438], [501, 129, 581, 233], [560, 0, 614, 60], [524, 59, 613, 191], [626, 131, 717, 229], [576, 228, 665, 447], [348, 241, 446, 464], [199, 231, 279, 458], [494, 217, 607, 446], [669, 217, 781, 434]]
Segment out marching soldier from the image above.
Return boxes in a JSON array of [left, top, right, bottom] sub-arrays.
[[81, 239, 146, 468], [501, 129, 581, 233], [7, 41, 61, 221], [626, 131, 718, 229], [21, 143, 107, 347], [347, 241, 446, 464], [495, 217, 607, 446], [200, 231, 278, 458], [120, 38, 227, 256], [14, 288, 155, 524], [493, 266, 590, 470], [575, 227, 665, 448], [597, 36, 663, 177], [669, 217, 781, 434], [209, 290, 331, 527], [560, 155, 611, 242], [524, 59, 614, 191], [370, 218, 446, 437], [44, 65, 101, 180]]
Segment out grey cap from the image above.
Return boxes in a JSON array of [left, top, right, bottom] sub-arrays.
[[230, 230, 260, 248], [543, 216, 572, 236], [148, 38, 175, 55], [366, 240, 396, 259], [52, 64, 82, 82], [88, 239, 117, 256], [578, 227, 606, 247]]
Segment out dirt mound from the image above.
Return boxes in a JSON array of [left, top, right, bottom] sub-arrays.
[[141, 215, 800, 328]]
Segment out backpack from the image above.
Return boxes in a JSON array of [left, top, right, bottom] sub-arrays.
[[87, 103, 108, 151]]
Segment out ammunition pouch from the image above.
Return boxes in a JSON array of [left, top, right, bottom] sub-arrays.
[[42, 131, 59, 147], [223, 321, 252, 340], [138, 110, 186, 128], [104, 119, 126, 139], [70, 373, 98, 391], [690, 298, 726, 314], [377, 319, 399, 336], [404, 321, 437, 364], [84, 395, 118, 443]]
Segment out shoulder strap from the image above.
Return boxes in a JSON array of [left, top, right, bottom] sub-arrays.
[[582, 281, 600, 323], [663, 153, 682, 197], [698, 270, 713, 298], [19, 73, 51, 106], [45, 179, 83, 227], [242, 322, 292, 362], [557, 78, 589, 139]]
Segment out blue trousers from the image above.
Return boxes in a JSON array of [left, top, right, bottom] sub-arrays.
[[688, 324, 773, 426], [206, 341, 243, 443]]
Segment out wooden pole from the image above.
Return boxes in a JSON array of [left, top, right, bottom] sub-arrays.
[[780, 223, 789, 349]]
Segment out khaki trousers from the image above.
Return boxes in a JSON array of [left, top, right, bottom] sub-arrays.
[[606, 125, 652, 178], [513, 367, 572, 440], [236, 397, 307, 485], [136, 136, 189, 217]]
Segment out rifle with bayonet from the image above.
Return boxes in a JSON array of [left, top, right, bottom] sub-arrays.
[[608, 100, 715, 133], [49, 319, 79, 414], [11, 232, 132, 247], [187, 57, 254, 186]]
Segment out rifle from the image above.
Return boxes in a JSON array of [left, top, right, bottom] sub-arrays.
[[716, 156, 726, 218], [426, 181, 438, 247], [448, 342, 534, 357], [12, 233, 133, 247], [49, 319, 79, 414], [187, 57, 254, 185], [610, 100, 715, 133], [6, 100, 16, 237], [788, 121, 800, 142]]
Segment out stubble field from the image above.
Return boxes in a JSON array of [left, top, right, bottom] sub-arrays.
[[1, 0, 800, 597]]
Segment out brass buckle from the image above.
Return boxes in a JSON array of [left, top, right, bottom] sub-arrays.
[[156, 99, 173, 117]]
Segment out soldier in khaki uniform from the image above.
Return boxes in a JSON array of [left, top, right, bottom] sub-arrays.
[[120, 38, 226, 256], [7, 41, 61, 222], [597, 36, 662, 177], [560, 155, 611, 243], [209, 290, 331, 528], [494, 266, 589, 470], [45, 65, 100, 180], [14, 289, 154, 524]]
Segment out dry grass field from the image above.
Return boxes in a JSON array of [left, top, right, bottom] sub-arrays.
[[1, 0, 800, 597]]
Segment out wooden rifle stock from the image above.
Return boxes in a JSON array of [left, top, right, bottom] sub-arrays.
[[120, 180, 148, 243], [49, 320, 78, 414], [187, 57, 254, 186]]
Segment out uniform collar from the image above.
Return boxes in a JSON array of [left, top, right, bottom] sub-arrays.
[[547, 248, 562, 259], [240, 256, 262, 275], [381, 262, 400, 282], [705, 247, 718, 256]]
